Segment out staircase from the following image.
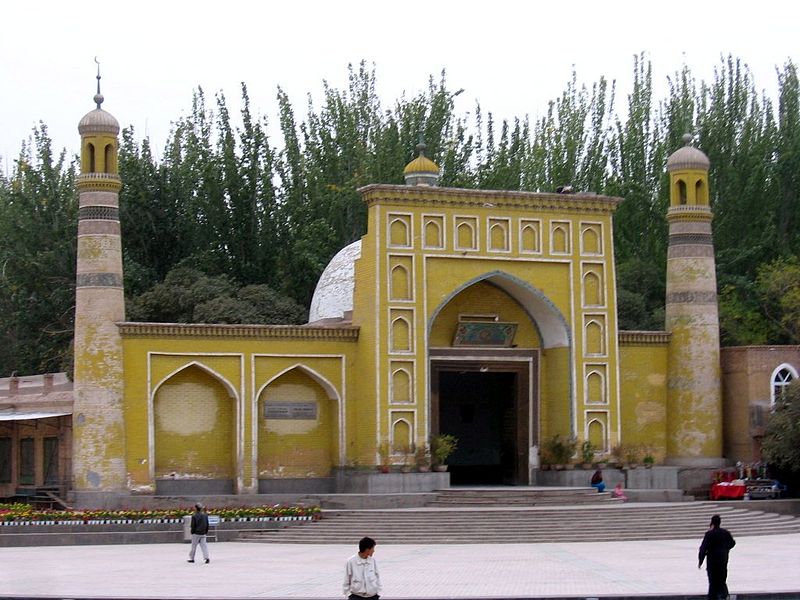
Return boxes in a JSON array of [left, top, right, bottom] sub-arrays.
[[11, 486, 69, 510], [238, 488, 800, 544], [426, 487, 617, 506]]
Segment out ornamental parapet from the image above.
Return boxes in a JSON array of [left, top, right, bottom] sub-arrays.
[[77, 173, 122, 192], [117, 322, 360, 341], [618, 330, 670, 346], [359, 184, 622, 214]]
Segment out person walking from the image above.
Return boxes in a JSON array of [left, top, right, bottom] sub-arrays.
[[343, 536, 381, 600], [698, 514, 736, 599], [188, 503, 210, 564]]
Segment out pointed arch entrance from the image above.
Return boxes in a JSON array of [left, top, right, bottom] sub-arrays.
[[428, 271, 569, 486]]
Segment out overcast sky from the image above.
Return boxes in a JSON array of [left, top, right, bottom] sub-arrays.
[[2, 0, 798, 171]]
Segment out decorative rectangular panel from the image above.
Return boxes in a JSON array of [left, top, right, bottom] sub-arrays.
[[453, 321, 518, 347]]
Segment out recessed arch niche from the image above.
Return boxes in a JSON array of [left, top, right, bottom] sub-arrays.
[[153, 364, 236, 486], [257, 366, 337, 479]]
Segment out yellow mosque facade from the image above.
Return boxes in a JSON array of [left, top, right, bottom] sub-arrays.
[[2, 92, 799, 506]]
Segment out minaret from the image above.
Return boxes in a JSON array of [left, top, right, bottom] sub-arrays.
[[664, 134, 724, 466], [72, 64, 127, 498]]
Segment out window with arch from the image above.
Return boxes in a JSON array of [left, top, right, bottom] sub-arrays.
[[424, 217, 444, 248], [391, 416, 413, 452], [389, 216, 411, 247], [695, 179, 707, 204], [678, 179, 687, 205], [585, 369, 606, 404], [771, 364, 797, 406], [455, 220, 477, 250], [87, 142, 96, 173], [586, 417, 606, 452], [104, 144, 115, 173], [391, 316, 412, 352], [551, 224, 570, 254], [390, 264, 411, 300], [520, 221, 541, 253], [391, 367, 412, 404], [488, 218, 510, 252]]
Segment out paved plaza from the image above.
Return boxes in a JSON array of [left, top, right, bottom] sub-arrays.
[[1, 534, 799, 598]]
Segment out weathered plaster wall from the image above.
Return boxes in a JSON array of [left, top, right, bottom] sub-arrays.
[[619, 339, 669, 461]]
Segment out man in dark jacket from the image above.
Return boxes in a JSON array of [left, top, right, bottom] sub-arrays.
[[698, 514, 736, 599], [188, 503, 210, 564]]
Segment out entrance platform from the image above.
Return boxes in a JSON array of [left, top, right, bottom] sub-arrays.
[[1, 534, 798, 599]]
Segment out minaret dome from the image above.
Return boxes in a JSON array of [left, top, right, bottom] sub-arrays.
[[403, 141, 440, 186]]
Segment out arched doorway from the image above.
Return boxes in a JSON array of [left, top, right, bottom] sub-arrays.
[[431, 356, 534, 485]]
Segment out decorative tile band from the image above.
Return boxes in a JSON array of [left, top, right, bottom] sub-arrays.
[[78, 220, 120, 235], [79, 206, 119, 221], [666, 291, 718, 304], [668, 232, 712, 246], [76, 273, 123, 288]]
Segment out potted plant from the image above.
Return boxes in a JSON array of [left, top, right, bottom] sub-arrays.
[[609, 444, 624, 468], [624, 444, 642, 469], [415, 444, 431, 472], [545, 434, 576, 470], [377, 442, 391, 473], [580, 440, 595, 469], [431, 434, 458, 471], [643, 454, 655, 468], [539, 447, 552, 470], [399, 444, 414, 473]]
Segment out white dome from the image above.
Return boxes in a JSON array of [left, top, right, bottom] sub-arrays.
[[308, 240, 361, 323]]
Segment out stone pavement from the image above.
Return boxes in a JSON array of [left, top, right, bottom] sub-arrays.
[[1, 534, 799, 599]]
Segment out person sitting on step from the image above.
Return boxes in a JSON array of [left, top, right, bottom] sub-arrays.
[[590, 469, 605, 493], [612, 482, 628, 502]]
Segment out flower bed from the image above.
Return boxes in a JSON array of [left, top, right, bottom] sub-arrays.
[[0, 502, 321, 526]]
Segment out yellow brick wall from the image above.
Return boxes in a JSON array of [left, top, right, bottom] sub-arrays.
[[121, 333, 355, 491], [619, 342, 669, 461]]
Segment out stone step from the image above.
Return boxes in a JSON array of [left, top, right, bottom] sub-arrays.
[[237, 496, 800, 544]]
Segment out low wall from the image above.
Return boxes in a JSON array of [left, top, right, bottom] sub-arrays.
[[535, 466, 679, 491], [733, 498, 800, 516], [335, 470, 449, 494], [0, 519, 289, 548]]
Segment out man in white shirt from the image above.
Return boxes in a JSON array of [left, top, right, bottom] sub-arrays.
[[343, 536, 381, 600]]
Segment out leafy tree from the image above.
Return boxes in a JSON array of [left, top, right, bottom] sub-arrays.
[[0, 126, 77, 376], [127, 266, 305, 325], [615, 257, 665, 330], [755, 255, 800, 344], [762, 381, 800, 473], [4, 57, 800, 376]]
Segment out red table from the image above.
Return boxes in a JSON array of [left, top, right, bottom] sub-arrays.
[[710, 482, 746, 500]]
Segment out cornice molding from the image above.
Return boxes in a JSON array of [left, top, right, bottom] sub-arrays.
[[618, 330, 670, 346], [117, 322, 360, 341], [358, 184, 622, 214], [76, 173, 122, 193], [666, 206, 713, 223]]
